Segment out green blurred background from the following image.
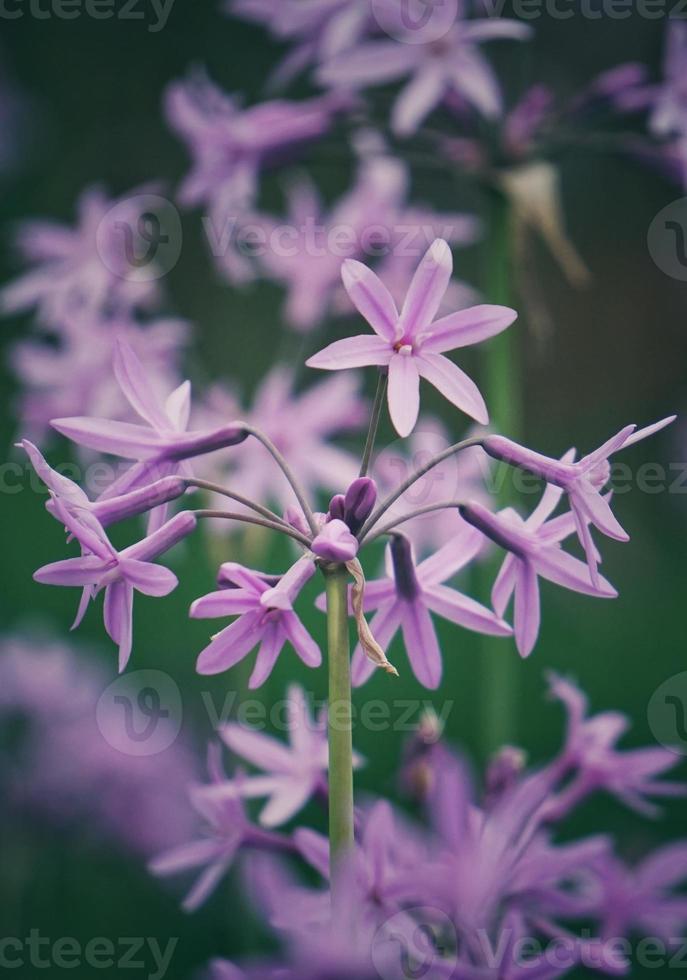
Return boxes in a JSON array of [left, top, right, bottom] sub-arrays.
[[1, 4, 686, 978]]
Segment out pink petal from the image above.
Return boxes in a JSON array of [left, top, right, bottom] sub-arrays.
[[420, 304, 518, 354], [491, 553, 518, 617], [50, 416, 165, 460], [449, 48, 502, 118], [461, 19, 534, 42], [149, 839, 226, 876], [392, 65, 446, 137], [340, 259, 399, 341], [398, 239, 452, 339], [513, 560, 540, 658], [249, 621, 286, 688], [388, 353, 420, 437], [400, 600, 442, 689], [282, 613, 322, 668], [415, 351, 488, 424], [182, 857, 234, 913], [119, 558, 178, 597], [424, 584, 512, 636], [113, 338, 169, 429], [103, 580, 134, 671], [294, 828, 329, 878], [221, 722, 294, 774], [190, 589, 257, 618], [165, 380, 192, 431], [33, 555, 106, 587], [623, 415, 676, 447], [318, 39, 414, 88], [306, 335, 392, 371], [575, 489, 628, 541], [195, 613, 262, 675], [533, 548, 617, 598], [259, 777, 314, 828]]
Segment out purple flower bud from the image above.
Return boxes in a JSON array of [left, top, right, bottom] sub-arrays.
[[343, 477, 377, 534], [165, 424, 248, 461], [90, 476, 188, 526], [311, 519, 359, 563], [328, 494, 346, 522], [125, 511, 197, 563], [390, 534, 421, 601]]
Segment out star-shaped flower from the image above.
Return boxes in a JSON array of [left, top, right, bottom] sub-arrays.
[[307, 239, 517, 437]]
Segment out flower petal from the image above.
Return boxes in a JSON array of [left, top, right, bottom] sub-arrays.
[[415, 351, 488, 424], [195, 613, 262, 675], [532, 547, 617, 598], [400, 600, 442, 689], [388, 353, 420, 437], [259, 777, 314, 828], [392, 65, 446, 137], [449, 48, 502, 118], [491, 553, 518, 617], [281, 613, 322, 669], [306, 335, 392, 371], [317, 39, 414, 88], [119, 558, 178, 597], [341, 259, 399, 341], [50, 416, 165, 460], [33, 555, 106, 587], [424, 584, 512, 636], [398, 239, 452, 339], [190, 589, 257, 618], [113, 338, 169, 429], [249, 621, 286, 689], [420, 304, 518, 353], [513, 559, 540, 658], [221, 722, 294, 774]]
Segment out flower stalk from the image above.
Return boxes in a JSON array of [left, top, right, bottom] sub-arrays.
[[323, 562, 355, 910]]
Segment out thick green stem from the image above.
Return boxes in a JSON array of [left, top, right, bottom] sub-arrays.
[[481, 187, 522, 758], [324, 564, 355, 910]]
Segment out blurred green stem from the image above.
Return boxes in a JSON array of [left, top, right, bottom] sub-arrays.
[[481, 186, 522, 758], [324, 563, 354, 911]]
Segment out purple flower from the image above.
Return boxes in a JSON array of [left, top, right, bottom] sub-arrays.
[[459, 494, 617, 658], [51, 339, 247, 504], [191, 564, 321, 686], [20, 439, 187, 528], [337, 533, 512, 688], [197, 366, 365, 518], [0, 636, 198, 856], [165, 69, 346, 219], [650, 22, 687, 184], [483, 417, 675, 587], [307, 238, 518, 436], [597, 846, 687, 945], [199, 686, 355, 826], [318, 12, 531, 136], [227, 0, 374, 88], [545, 673, 687, 819], [149, 744, 290, 911], [1, 185, 163, 326], [34, 502, 196, 670], [311, 518, 359, 562], [10, 312, 188, 446]]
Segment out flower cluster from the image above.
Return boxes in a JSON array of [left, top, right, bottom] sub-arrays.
[[21, 241, 672, 678], [149, 679, 687, 979]]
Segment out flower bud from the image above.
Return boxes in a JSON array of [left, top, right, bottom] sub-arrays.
[[343, 477, 377, 534]]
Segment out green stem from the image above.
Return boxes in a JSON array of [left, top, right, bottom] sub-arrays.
[[323, 563, 354, 910], [359, 369, 388, 478], [481, 186, 522, 758]]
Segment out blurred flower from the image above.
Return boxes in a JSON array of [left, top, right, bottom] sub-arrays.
[[318, 11, 531, 136], [197, 366, 366, 517], [191, 566, 321, 686], [0, 636, 198, 855], [10, 312, 188, 445], [198, 686, 355, 826], [150, 743, 293, 911], [649, 21, 687, 186], [1, 185, 163, 326], [545, 673, 687, 819], [165, 69, 347, 221], [226, 0, 376, 89], [307, 238, 517, 436]]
